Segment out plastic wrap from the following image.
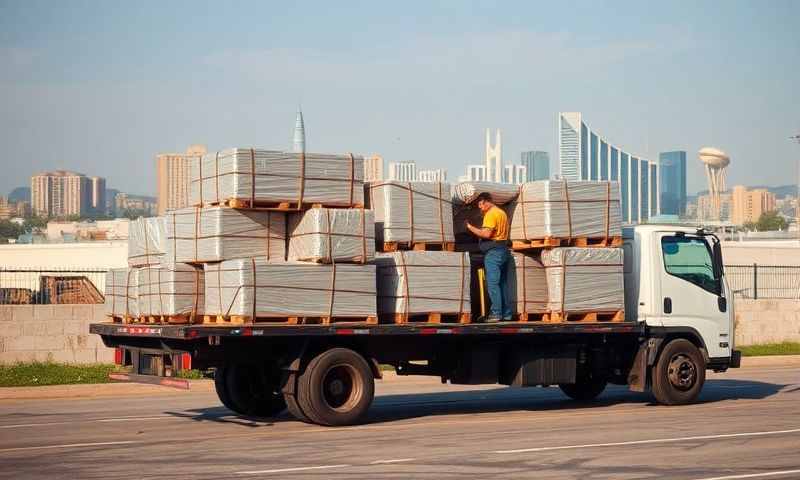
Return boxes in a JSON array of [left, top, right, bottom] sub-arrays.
[[288, 208, 375, 263], [204, 259, 376, 318], [509, 253, 549, 315], [164, 206, 286, 264], [509, 181, 622, 240], [369, 181, 454, 245], [137, 264, 204, 317], [541, 247, 624, 314], [128, 217, 166, 267], [189, 148, 364, 207], [451, 181, 519, 205], [375, 251, 470, 316], [104, 268, 139, 317]]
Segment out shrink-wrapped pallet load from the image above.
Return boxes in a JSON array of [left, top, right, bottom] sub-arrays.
[[104, 268, 139, 318], [369, 181, 454, 247], [288, 208, 375, 263], [204, 259, 377, 320], [188, 148, 364, 208], [451, 181, 520, 206], [541, 247, 624, 315], [128, 217, 166, 267], [509, 181, 622, 241], [137, 264, 204, 318], [375, 251, 470, 321], [509, 253, 549, 316], [164, 206, 286, 264]]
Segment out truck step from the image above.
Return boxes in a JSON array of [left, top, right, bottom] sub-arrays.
[[511, 236, 623, 252], [380, 241, 456, 253], [201, 315, 379, 326], [387, 312, 472, 324]]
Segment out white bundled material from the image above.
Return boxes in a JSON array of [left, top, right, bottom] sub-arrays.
[[104, 268, 139, 318], [510, 181, 622, 240], [189, 148, 364, 207], [541, 247, 624, 314], [288, 208, 374, 263], [137, 264, 204, 317], [128, 217, 166, 267], [375, 251, 470, 317], [205, 259, 376, 318], [510, 253, 548, 315], [369, 181, 454, 245], [164, 206, 286, 264], [451, 181, 519, 205]]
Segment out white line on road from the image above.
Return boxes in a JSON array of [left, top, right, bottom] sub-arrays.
[[494, 428, 800, 454], [236, 465, 350, 475], [694, 470, 800, 480], [0, 415, 172, 429], [0, 441, 141, 454], [97, 416, 171, 423], [0, 422, 73, 429], [369, 458, 416, 465]]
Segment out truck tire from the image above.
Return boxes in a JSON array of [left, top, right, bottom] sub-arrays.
[[214, 365, 241, 414], [559, 374, 607, 401], [296, 348, 374, 426], [225, 363, 287, 417], [651, 339, 706, 405]]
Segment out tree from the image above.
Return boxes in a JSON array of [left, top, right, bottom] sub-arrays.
[[755, 211, 788, 232], [0, 220, 24, 241], [23, 216, 48, 232]]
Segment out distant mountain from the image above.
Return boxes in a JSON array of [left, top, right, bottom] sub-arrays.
[[8, 187, 30, 202]]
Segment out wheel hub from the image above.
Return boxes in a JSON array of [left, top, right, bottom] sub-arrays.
[[667, 354, 697, 391], [322, 364, 360, 411]]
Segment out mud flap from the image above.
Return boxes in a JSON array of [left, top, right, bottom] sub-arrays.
[[627, 338, 663, 392]]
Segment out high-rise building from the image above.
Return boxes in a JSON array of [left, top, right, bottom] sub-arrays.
[[458, 165, 487, 182], [30, 170, 92, 217], [503, 165, 527, 185], [387, 161, 417, 182], [731, 186, 776, 225], [0, 196, 10, 220], [89, 176, 106, 215], [485, 129, 502, 182], [558, 112, 659, 223], [520, 151, 550, 181], [293, 108, 306, 153], [156, 145, 207, 215], [363, 155, 384, 182], [417, 169, 447, 183], [658, 151, 687, 216]]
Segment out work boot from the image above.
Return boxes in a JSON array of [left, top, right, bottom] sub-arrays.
[[478, 315, 502, 323]]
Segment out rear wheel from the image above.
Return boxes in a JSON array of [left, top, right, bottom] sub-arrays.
[[296, 348, 374, 426], [559, 373, 607, 401], [218, 363, 287, 417], [651, 339, 706, 405], [214, 365, 240, 413]]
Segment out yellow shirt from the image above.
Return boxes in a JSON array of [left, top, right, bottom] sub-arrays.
[[482, 206, 509, 241]]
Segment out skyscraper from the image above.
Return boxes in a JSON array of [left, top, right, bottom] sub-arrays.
[[485, 129, 502, 182], [558, 112, 659, 223], [387, 161, 417, 181], [417, 169, 447, 183], [31, 170, 92, 217], [731, 186, 776, 225], [520, 151, 550, 181], [293, 108, 306, 153], [503, 165, 527, 185], [363, 154, 384, 182], [156, 145, 207, 215], [89, 176, 107, 215], [658, 151, 687, 216]]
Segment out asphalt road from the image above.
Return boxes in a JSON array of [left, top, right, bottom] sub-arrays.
[[0, 365, 798, 479]]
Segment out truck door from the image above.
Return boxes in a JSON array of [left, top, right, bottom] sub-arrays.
[[656, 232, 731, 360]]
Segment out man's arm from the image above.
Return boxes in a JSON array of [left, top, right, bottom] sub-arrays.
[[466, 222, 494, 240]]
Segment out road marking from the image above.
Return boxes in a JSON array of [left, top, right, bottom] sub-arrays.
[[370, 458, 416, 465], [0, 422, 72, 429], [694, 470, 800, 480], [0, 441, 141, 454], [236, 464, 350, 475], [0, 416, 171, 429], [97, 416, 171, 422], [494, 428, 800, 454]]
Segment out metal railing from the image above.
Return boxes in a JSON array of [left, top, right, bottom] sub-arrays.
[[726, 264, 800, 300], [0, 268, 107, 305]]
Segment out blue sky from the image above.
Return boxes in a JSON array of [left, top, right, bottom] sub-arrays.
[[1, 0, 797, 196]]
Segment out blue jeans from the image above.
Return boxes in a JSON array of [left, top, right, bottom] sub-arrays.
[[484, 246, 513, 319]]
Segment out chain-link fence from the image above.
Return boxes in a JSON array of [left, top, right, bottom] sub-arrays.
[[0, 268, 107, 305], [725, 264, 800, 300]]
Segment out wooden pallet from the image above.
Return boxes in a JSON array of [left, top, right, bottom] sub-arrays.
[[381, 241, 456, 253], [512, 311, 550, 322], [389, 312, 472, 325], [111, 315, 196, 325], [544, 310, 625, 323], [511, 236, 622, 251], [201, 315, 378, 326], [204, 199, 364, 211]]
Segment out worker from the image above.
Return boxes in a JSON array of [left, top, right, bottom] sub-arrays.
[[466, 192, 512, 322]]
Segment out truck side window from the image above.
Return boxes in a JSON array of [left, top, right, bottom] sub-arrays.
[[661, 236, 720, 295]]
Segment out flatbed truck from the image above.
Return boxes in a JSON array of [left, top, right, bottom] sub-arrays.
[[91, 225, 742, 426]]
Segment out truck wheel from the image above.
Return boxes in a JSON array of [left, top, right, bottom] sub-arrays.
[[225, 363, 287, 417], [651, 339, 706, 405], [214, 365, 241, 414], [297, 348, 374, 426], [559, 373, 607, 401]]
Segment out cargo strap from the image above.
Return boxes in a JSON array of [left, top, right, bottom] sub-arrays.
[[251, 258, 257, 320], [348, 152, 355, 207], [437, 182, 445, 243], [520, 254, 527, 315], [457, 252, 465, 317], [407, 182, 415, 244], [519, 186, 528, 239], [250, 148, 256, 206], [327, 261, 337, 320], [360, 206, 367, 264], [297, 151, 306, 209], [125, 268, 134, 317], [325, 208, 333, 262], [191, 267, 200, 319], [214, 151, 220, 204], [265, 211, 272, 261], [399, 251, 410, 322], [110, 270, 116, 317], [604, 182, 611, 243], [170, 212, 178, 265], [193, 207, 201, 263], [562, 180, 573, 241]]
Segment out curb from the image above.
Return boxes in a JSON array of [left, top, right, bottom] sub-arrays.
[[739, 354, 800, 367], [0, 379, 214, 401]]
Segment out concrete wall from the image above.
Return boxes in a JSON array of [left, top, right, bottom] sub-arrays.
[[0, 305, 113, 364], [735, 299, 800, 346], [722, 240, 800, 266]]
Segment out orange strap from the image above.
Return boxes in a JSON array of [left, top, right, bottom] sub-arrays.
[[360, 207, 367, 264], [399, 251, 410, 321], [251, 258, 257, 319], [520, 254, 527, 314], [328, 261, 337, 318], [348, 152, 355, 207], [297, 151, 306, 209], [457, 253, 465, 316], [519, 186, 528, 239], [605, 182, 611, 241], [562, 180, 573, 240], [325, 208, 333, 261], [249, 148, 256, 205], [407, 182, 415, 244], [214, 151, 220, 204], [437, 182, 445, 243]]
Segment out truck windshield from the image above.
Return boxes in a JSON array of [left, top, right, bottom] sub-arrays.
[[661, 235, 720, 295]]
